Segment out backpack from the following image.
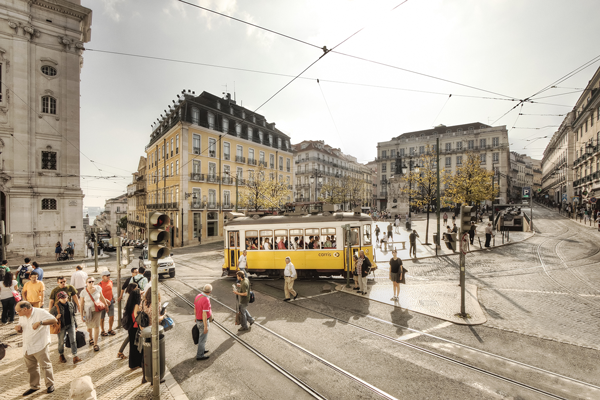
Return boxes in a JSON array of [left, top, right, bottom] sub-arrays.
[[18, 265, 30, 281], [132, 275, 146, 290], [0, 267, 5, 281]]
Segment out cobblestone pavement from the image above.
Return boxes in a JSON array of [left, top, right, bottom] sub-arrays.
[[388, 205, 600, 350], [0, 281, 183, 400]]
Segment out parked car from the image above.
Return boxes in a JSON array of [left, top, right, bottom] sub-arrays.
[[139, 247, 175, 278], [101, 238, 116, 252]]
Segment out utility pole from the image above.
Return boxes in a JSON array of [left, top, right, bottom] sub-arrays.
[[436, 137, 441, 255], [93, 228, 99, 273], [115, 237, 122, 329], [491, 174, 495, 232], [235, 173, 239, 212]]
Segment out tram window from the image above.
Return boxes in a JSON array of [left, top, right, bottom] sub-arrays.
[[229, 231, 239, 248], [260, 230, 273, 250], [305, 228, 319, 249], [350, 227, 360, 246], [321, 228, 336, 249], [245, 231, 258, 250], [290, 229, 303, 250], [274, 229, 288, 250], [363, 224, 372, 245]]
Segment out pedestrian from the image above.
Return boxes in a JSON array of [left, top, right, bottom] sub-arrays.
[[389, 250, 404, 301], [49, 291, 82, 364], [394, 217, 400, 233], [17, 258, 33, 291], [194, 284, 213, 361], [31, 262, 44, 281], [48, 276, 80, 313], [70, 265, 88, 296], [55, 242, 62, 261], [452, 213, 456, 223], [23, 271, 45, 308], [139, 287, 164, 383], [283, 257, 298, 302], [357, 250, 372, 295], [233, 271, 254, 332], [0, 259, 10, 278], [443, 212, 448, 225], [99, 271, 116, 337], [374, 225, 380, 244], [67, 238, 76, 260], [387, 222, 393, 241], [134, 267, 148, 291], [125, 287, 143, 369], [80, 276, 110, 351], [351, 254, 360, 290], [409, 230, 419, 258], [596, 215, 600, 231], [117, 267, 138, 304], [14, 301, 57, 396], [238, 250, 248, 277], [452, 223, 458, 233], [469, 222, 476, 245], [485, 223, 493, 248], [381, 233, 388, 252], [1, 271, 18, 324]]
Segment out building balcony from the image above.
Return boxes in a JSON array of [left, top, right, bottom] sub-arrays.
[[190, 201, 206, 210], [259, 161, 267, 168], [206, 174, 220, 184], [223, 154, 230, 161], [222, 176, 233, 185], [190, 173, 205, 182], [207, 202, 219, 209], [223, 202, 233, 209], [236, 155, 246, 164], [248, 158, 257, 166]]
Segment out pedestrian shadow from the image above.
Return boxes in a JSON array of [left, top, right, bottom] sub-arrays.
[[390, 306, 412, 336], [169, 337, 236, 382]]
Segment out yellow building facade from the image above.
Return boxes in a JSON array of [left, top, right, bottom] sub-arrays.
[[145, 91, 294, 246]]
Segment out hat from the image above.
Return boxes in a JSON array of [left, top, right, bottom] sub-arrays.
[[101, 271, 111, 276], [57, 291, 68, 299]]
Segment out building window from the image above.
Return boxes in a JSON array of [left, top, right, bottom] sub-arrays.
[[456, 142, 463, 150], [209, 138, 216, 157], [390, 149, 396, 158], [493, 152, 499, 163], [176, 135, 179, 154], [400, 148, 405, 156], [278, 138, 282, 149], [224, 191, 231, 207], [223, 142, 230, 160], [41, 151, 57, 170], [176, 160, 179, 175], [492, 137, 499, 147], [193, 160, 201, 174], [208, 112, 215, 130], [445, 157, 451, 166], [42, 198, 57, 210], [222, 118, 229, 133], [467, 140, 474, 150], [409, 147, 415, 155], [269, 134, 273, 145], [236, 145, 243, 160], [480, 153, 486, 164], [445, 143, 452, 152], [191, 107, 200, 125], [249, 149, 255, 162], [41, 65, 57, 76], [419, 146, 425, 155], [223, 165, 230, 181], [480, 138, 486, 148], [382, 164, 387, 173], [259, 151, 265, 163], [287, 158, 291, 172], [381, 150, 387, 158], [279, 156, 283, 170], [258, 131, 263, 143], [237, 167, 243, 180], [193, 134, 200, 154], [42, 96, 56, 114], [456, 156, 463, 165], [248, 126, 253, 141], [270, 154, 275, 169], [208, 163, 217, 180], [236, 122, 242, 137]]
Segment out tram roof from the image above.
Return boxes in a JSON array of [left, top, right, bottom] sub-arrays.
[[225, 212, 373, 226]]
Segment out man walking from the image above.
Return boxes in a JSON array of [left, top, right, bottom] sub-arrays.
[[409, 230, 419, 258], [194, 284, 212, 361], [387, 222, 393, 242], [23, 272, 45, 308], [17, 258, 33, 291], [67, 239, 75, 260], [31, 262, 44, 281], [485, 223, 493, 248], [70, 265, 88, 296], [443, 212, 448, 225], [357, 250, 372, 295], [468, 222, 476, 245], [238, 250, 248, 277], [48, 276, 80, 313], [15, 301, 57, 395], [99, 271, 115, 336], [283, 257, 297, 302], [233, 271, 254, 332]]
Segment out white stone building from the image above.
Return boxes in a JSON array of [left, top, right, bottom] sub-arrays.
[[0, 0, 92, 257], [93, 194, 127, 237], [541, 112, 575, 204], [376, 123, 511, 210]]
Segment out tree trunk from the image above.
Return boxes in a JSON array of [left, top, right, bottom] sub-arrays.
[[425, 206, 430, 244]]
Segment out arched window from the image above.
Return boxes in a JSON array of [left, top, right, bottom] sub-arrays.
[[41, 65, 57, 76], [191, 107, 200, 125], [42, 96, 56, 114]]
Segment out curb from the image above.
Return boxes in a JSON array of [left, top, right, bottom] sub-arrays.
[[163, 368, 190, 400]]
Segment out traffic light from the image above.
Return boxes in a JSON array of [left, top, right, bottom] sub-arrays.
[[460, 205, 473, 233], [110, 236, 122, 248], [121, 246, 135, 267], [148, 212, 170, 260]]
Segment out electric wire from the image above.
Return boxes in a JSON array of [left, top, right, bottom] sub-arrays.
[[316, 79, 345, 151], [431, 94, 452, 127]]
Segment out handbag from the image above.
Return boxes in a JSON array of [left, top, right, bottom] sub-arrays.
[[65, 330, 86, 349], [12, 291, 21, 302], [50, 304, 61, 334], [192, 324, 199, 345], [135, 309, 150, 328], [122, 312, 133, 331], [160, 315, 174, 332], [86, 287, 106, 312]]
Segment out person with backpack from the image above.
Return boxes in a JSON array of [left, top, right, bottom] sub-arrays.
[[49, 291, 82, 364], [233, 271, 254, 332], [17, 258, 33, 291], [134, 267, 148, 291], [0, 260, 10, 280], [1, 271, 18, 324]]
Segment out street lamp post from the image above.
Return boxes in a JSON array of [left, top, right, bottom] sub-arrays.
[[401, 158, 420, 218], [310, 169, 323, 204]]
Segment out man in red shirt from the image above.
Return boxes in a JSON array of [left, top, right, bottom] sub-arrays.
[[194, 284, 212, 361], [99, 271, 115, 336]]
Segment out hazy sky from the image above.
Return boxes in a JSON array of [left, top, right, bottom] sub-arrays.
[[79, 0, 600, 208]]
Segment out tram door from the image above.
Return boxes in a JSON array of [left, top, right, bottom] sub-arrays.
[[228, 231, 240, 270], [344, 226, 361, 274]]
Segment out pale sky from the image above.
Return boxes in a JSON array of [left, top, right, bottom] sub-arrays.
[[80, 0, 600, 207]]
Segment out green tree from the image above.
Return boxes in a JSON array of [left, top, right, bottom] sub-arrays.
[[402, 146, 442, 244], [444, 152, 498, 206], [118, 216, 128, 231], [238, 166, 291, 211]]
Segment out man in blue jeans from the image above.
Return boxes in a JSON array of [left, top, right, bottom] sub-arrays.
[[194, 284, 212, 361], [233, 271, 254, 332]]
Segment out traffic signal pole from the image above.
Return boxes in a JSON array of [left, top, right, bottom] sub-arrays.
[[458, 205, 472, 318], [116, 239, 122, 329], [151, 258, 159, 399]]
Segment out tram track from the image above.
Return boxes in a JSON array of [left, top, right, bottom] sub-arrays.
[[172, 279, 594, 400], [161, 281, 399, 400]]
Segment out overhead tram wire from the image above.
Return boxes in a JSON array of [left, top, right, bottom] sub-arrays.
[[431, 94, 452, 127], [176, 0, 518, 101], [316, 79, 345, 151]]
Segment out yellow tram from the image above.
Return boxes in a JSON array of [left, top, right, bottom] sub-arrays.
[[223, 209, 376, 278]]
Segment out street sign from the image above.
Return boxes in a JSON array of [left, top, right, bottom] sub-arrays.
[[522, 187, 531, 198], [591, 197, 597, 204], [573, 196, 580, 203], [562, 193, 568, 203]]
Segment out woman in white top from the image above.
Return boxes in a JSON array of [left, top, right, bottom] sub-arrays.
[[1, 271, 19, 323], [80, 277, 110, 351]]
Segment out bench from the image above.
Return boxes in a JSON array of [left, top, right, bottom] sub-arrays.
[[388, 241, 406, 250]]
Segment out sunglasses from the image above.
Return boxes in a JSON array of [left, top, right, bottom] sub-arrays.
[[58, 281, 66, 284], [87, 280, 95, 284]]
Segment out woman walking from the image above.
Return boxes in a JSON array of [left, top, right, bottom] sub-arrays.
[[389, 250, 404, 301], [50, 291, 82, 364], [1, 271, 18, 323], [125, 287, 143, 371], [80, 277, 110, 351], [116, 283, 137, 360], [55, 242, 63, 261]]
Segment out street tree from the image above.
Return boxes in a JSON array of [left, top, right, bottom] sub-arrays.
[[443, 152, 497, 207], [238, 166, 291, 211], [319, 179, 344, 205], [401, 146, 442, 244]]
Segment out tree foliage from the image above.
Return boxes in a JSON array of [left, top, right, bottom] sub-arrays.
[[319, 175, 368, 209], [238, 166, 291, 211], [118, 216, 128, 230], [443, 152, 498, 205]]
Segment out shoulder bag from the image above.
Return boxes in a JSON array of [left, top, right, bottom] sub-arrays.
[[86, 287, 106, 312], [12, 290, 21, 302], [50, 304, 61, 334], [249, 281, 255, 304], [135, 305, 150, 328]]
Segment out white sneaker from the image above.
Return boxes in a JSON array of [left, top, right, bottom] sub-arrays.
[[390, 297, 395, 301]]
